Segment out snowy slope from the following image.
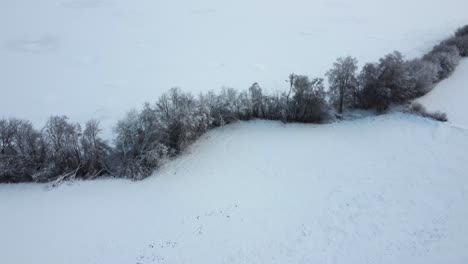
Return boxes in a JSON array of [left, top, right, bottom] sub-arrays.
[[417, 59, 468, 129], [1, 113, 468, 264], [1, 0, 468, 136]]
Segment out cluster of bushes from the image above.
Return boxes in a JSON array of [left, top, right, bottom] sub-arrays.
[[0, 78, 329, 183], [354, 25, 467, 112], [1, 25, 466, 183], [114, 78, 329, 180]]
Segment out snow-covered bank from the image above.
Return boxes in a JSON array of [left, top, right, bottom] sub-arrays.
[[1, 113, 467, 264], [1, 0, 468, 136], [417, 59, 468, 129]]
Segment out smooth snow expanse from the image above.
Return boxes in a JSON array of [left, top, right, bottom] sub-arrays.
[[1, 113, 468, 264], [1, 0, 468, 137], [417, 59, 468, 129]]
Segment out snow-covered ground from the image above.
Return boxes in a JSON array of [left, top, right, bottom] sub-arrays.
[[1, 0, 468, 136], [1, 113, 468, 264], [2, 1, 468, 263], [417, 59, 468, 129]]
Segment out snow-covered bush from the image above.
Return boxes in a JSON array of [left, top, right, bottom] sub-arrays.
[[408, 102, 448, 122]]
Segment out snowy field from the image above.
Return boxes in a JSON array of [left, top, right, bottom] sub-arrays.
[[1, 0, 468, 136], [1, 112, 468, 264], [2, 1, 468, 263]]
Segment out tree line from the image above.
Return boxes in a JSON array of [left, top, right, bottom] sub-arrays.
[[1, 25, 467, 184]]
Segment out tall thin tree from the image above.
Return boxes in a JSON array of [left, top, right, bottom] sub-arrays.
[[326, 57, 358, 113]]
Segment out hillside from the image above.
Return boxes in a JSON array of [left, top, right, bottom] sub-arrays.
[[417, 59, 468, 129], [1, 113, 467, 264]]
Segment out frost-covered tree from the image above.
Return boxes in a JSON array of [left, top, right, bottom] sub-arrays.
[[358, 52, 421, 111], [444, 25, 468, 57], [249, 82, 265, 118], [39, 115, 83, 181], [377, 51, 413, 104], [198, 90, 221, 126], [423, 44, 460, 80], [444, 36, 468, 57], [157, 88, 209, 154], [80, 120, 111, 178], [216, 87, 242, 124], [114, 88, 217, 180], [326, 56, 358, 113], [403, 59, 438, 97], [114, 107, 169, 180], [263, 91, 287, 121], [289, 76, 328, 122], [0, 118, 45, 183], [236, 90, 252, 120], [357, 63, 390, 111], [0, 119, 15, 156], [2, 116, 114, 183], [455, 24, 468, 38]]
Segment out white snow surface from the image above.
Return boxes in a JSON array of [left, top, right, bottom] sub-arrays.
[[1, 0, 468, 136], [1, 113, 468, 264], [2, 1, 468, 263], [417, 59, 468, 129]]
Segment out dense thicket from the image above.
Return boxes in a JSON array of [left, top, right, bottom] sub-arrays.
[[1, 24, 466, 183], [112, 79, 329, 179], [0, 117, 111, 184]]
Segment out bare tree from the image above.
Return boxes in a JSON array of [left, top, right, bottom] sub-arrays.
[[81, 120, 111, 178], [41, 115, 82, 181], [289, 76, 328, 122], [326, 56, 358, 113], [0, 118, 45, 183], [249, 82, 264, 118]]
